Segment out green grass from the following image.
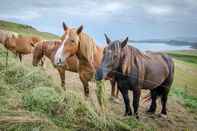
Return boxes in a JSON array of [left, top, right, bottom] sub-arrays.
[[167, 50, 197, 64], [0, 20, 59, 40], [167, 51, 197, 96], [167, 50, 197, 112], [0, 45, 144, 130], [171, 87, 197, 113]]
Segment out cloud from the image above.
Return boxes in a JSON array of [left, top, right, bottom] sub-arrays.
[[0, 0, 197, 39], [145, 5, 174, 16]]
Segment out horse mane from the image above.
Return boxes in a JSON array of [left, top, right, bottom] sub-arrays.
[[0, 30, 18, 44], [78, 31, 97, 63], [122, 45, 148, 75]]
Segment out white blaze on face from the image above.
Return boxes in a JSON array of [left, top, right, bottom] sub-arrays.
[[54, 32, 69, 66]]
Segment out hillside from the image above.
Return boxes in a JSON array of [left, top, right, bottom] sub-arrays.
[[0, 20, 59, 40], [0, 20, 197, 130]]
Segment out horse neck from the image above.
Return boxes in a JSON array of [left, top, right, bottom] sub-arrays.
[[77, 33, 97, 67], [41, 42, 53, 59], [93, 46, 103, 69]]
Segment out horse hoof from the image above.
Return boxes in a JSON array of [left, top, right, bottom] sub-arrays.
[[109, 96, 120, 103], [124, 112, 132, 116], [159, 114, 167, 119], [135, 115, 139, 119], [146, 109, 155, 114]]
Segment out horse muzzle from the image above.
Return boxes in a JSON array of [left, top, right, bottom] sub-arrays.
[[95, 68, 111, 81], [54, 57, 65, 67], [95, 68, 103, 81]]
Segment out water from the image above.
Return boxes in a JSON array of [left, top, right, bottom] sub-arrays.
[[130, 42, 192, 52]]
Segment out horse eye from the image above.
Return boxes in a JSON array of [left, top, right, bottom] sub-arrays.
[[70, 40, 75, 43], [103, 49, 106, 54]]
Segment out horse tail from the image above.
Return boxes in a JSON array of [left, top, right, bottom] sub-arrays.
[[156, 54, 174, 97], [162, 54, 174, 88]]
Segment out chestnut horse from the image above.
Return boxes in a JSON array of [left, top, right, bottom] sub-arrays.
[[32, 40, 79, 89], [96, 35, 174, 118], [5, 35, 41, 61], [53, 22, 118, 97]]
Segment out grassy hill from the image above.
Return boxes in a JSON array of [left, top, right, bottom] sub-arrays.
[[0, 20, 59, 40], [0, 20, 197, 130]]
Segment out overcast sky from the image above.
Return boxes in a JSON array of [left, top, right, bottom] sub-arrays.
[[0, 0, 197, 43]]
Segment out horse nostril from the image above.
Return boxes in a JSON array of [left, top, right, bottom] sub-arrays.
[[58, 58, 61, 64]]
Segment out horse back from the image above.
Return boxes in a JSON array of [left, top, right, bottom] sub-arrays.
[[143, 52, 173, 89]]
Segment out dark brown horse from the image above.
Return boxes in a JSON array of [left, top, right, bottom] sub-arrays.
[[32, 40, 78, 89], [96, 34, 174, 118], [53, 22, 118, 97]]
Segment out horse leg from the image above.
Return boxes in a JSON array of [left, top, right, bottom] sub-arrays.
[[15, 53, 18, 58], [79, 74, 89, 97], [147, 89, 157, 113], [110, 79, 116, 97], [57, 68, 65, 90], [6, 48, 8, 68], [118, 85, 132, 116], [40, 57, 45, 67], [160, 86, 170, 117], [19, 53, 22, 62], [133, 87, 141, 118], [161, 90, 168, 116], [115, 87, 119, 98]]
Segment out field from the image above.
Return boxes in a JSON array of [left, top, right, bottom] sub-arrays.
[[0, 20, 197, 130]]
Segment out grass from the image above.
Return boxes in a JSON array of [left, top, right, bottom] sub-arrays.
[[0, 20, 59, 40], [167, 51, 197, 96], [96, 80, 107, 111], [171, 87, 197, 113], [0, 44, 144, 130], [167, 50, 197, 112], [167, 50, 197, 64]]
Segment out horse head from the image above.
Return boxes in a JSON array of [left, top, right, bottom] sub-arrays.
[[54, 22, 83, 66], [96, 34, 128, 80], [32, 42, 45, 66], [30, 36, 42, 47]]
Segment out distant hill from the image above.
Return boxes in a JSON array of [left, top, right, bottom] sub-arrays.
[[0, 20, 59, 40], [174, 37, 197, 43], [130, 38, 197, 49]]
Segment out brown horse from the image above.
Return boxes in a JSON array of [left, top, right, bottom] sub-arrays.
[[32, 40, 79, 89], [96, 34, 174, 118], [5, 35, 42, 61], [0, 29, 18, 45], [53, 22, 118, 97]]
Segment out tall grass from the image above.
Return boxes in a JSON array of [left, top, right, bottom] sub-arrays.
[[171, 86, 197, 113], [96, 80, 107, 111], [0, 45, 144, 130]]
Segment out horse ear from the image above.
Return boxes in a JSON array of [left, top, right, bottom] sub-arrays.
[[62, 22, 68, 31], [121, 37, 128, 48], [77, 25, 83, 34], [104, 33, 111, 44]]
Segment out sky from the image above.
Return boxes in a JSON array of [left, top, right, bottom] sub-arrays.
[[0, 0, 197, 43]]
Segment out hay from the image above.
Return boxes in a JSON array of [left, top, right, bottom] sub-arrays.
[[96, 80, 107, 112]]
